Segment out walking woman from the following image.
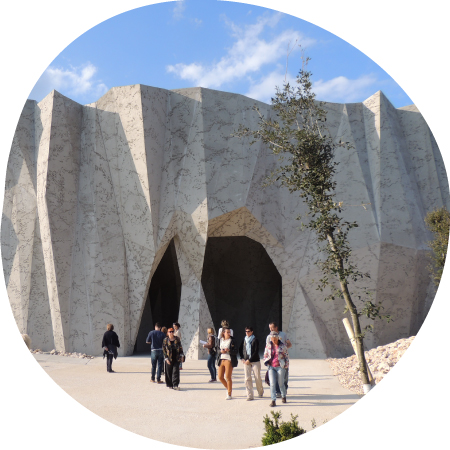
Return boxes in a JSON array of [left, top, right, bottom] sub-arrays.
[[202, 327, 217, 382], [102, 324, 120, 373], [163, 327, 184, 390], [217, 327, 238, 399], [161, 327, 168, 374], [264, 331, 289, 406], [173, 322, 182, 370]]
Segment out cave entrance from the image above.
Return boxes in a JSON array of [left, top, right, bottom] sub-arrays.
[[134, 239, 181, 354], [201, 236, 282, 350]]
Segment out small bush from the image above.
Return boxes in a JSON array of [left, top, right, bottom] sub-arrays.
[[424, 206, 450, 286], [262, 411, 306, 446]]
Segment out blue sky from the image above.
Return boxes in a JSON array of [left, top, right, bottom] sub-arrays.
[[29, 0, 412, 107]]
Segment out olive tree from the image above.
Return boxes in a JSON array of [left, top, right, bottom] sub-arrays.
[[235, 58, 391, 387], [424, 206, 450, 286]]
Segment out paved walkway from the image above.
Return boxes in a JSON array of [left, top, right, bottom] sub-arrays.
[[34, 354, 360, 449]]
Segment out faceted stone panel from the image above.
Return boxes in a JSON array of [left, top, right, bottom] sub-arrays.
[[2, 86, 447, 358]]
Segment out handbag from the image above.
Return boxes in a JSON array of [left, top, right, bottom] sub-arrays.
[[265, 369, 270, 386]]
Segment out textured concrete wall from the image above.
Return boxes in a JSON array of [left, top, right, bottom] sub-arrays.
[[2, 86, 448, 358]]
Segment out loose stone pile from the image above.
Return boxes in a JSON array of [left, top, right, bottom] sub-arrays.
[[327, 336, 415, 395], [29, 348, 95, 359]]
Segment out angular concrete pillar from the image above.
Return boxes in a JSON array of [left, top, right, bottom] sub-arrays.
[[174, 236, 212, 360], [36, 92, 82, 352]]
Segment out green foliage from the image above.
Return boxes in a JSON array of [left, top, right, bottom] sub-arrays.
[[262, 411, 306, 446], [234, 54, 397, 386], [425, 206, 450, 286], [234, 56, 390, 330]]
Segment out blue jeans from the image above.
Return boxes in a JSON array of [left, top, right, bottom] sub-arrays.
[[269, 366, 286, 401], [207, 353, 216, 380], [151, 350, 164, 381], [275, 368, 289, 395]]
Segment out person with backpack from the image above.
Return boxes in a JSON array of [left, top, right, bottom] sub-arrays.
[[202, 327, 217, 382]]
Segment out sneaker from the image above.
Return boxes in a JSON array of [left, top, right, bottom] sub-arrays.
[[247, 397, 254, 401], [173, 386, 180, 390], [259, 392, 264, 398], [276, 393, 282, 398], [157, 380, 164, 384], [226, 394, 232, 400], [282, 397, 286, 404], [270, 401, 276, 407], [151, 380, 156, 383], [208, 379, 215, 382]]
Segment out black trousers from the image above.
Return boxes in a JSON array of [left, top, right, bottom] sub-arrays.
[[165, 361, 180, 387], [107, 354, 114, 372]]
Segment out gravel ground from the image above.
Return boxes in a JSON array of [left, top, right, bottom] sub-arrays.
[[327, 336, 415, 395], [30, 337, 416, 397]]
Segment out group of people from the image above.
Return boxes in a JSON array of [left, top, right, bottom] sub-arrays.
[[101, 319, 292, 407], [102, 322, 184, 389], [202, 320, 291, 406], [145, 322, 184, 390]]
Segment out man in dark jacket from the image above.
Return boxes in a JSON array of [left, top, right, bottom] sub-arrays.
[[146, 322, 166, 383], [102, 324, 120, 373], [239, 326, 264, 400]]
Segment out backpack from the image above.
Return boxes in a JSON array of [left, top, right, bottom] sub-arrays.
[[212, 335, 218, 354]]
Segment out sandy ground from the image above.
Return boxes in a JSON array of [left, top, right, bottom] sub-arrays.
[[34, 354, 360, 449]]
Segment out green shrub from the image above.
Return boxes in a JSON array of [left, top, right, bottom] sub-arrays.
[[424, 207, 450, 286], [262, 411, 306, 446]]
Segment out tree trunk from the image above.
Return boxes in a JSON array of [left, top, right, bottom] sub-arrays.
[[327, 233, 370, 386]]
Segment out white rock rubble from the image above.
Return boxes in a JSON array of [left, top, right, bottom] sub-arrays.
[[29, 348, 95, 359], [327, 336, 415, 395]]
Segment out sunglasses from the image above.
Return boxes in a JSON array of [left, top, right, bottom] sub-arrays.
[[168, 331, 174, 333]]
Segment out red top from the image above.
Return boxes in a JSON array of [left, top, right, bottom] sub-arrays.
[[271, 345, 280, 367]]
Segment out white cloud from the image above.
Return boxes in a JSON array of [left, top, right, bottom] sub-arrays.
[[29, 62, 108, 102], [245, 69, 296, 104], [173, 1, 186, 20], [166, 13, 315, 89], [313, 74, 378, 103], [245, 72, 379, 105]]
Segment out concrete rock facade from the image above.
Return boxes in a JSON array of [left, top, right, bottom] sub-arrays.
[[2, 85, 448, 358]]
